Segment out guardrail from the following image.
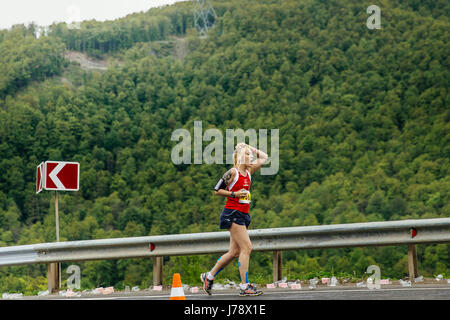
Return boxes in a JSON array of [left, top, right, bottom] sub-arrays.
[[1, 218, 449, 293]]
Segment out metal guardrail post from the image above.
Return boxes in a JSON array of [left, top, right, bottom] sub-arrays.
[[153, 256, 163, 286], [273, 251, 282, 282], [48, 262, 60, 293], [407, 244, 418, 281]]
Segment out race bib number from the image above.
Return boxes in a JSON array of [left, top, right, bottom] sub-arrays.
[[239, 191, 251, 204]]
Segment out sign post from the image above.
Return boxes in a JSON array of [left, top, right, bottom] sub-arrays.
[[55, 191, 59, 242], [53, 190, 60, 291], [36, 161, 80, 293]]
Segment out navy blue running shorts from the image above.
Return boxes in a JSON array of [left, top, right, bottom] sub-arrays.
[[219, 208, 251, 229]]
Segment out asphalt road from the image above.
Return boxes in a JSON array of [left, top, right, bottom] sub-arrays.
[[21, 284, 450, 300]]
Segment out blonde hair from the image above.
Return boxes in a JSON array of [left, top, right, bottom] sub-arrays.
[[233, 145, 250, 166]]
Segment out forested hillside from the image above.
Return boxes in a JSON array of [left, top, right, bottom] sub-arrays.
[[0, 0, 448, 293]]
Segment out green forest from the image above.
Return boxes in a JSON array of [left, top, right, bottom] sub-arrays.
[[0, 0, 449, 294]]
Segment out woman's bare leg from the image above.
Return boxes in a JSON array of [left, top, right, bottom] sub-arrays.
[[228, 223, 252, 284], [209, 229, 240, 277]]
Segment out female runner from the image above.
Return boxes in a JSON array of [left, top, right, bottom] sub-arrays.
[[201, 142, 268, 296]]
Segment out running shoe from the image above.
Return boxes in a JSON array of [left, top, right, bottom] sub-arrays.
[[239, 283, 263, 296], [200, 272, 214, 295]]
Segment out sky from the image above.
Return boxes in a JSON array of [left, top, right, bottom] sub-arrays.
[[0, 0, 189, 30]]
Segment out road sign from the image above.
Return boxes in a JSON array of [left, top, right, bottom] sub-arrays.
[[36, 162, 44, 194], [35, 160, 79, 292], [44, 161, 80, 191]]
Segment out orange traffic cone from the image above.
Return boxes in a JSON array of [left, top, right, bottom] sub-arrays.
[[170, 273, 186, 300]]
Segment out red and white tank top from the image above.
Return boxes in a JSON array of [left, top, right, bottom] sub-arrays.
[[224, 167, 252, 214]]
